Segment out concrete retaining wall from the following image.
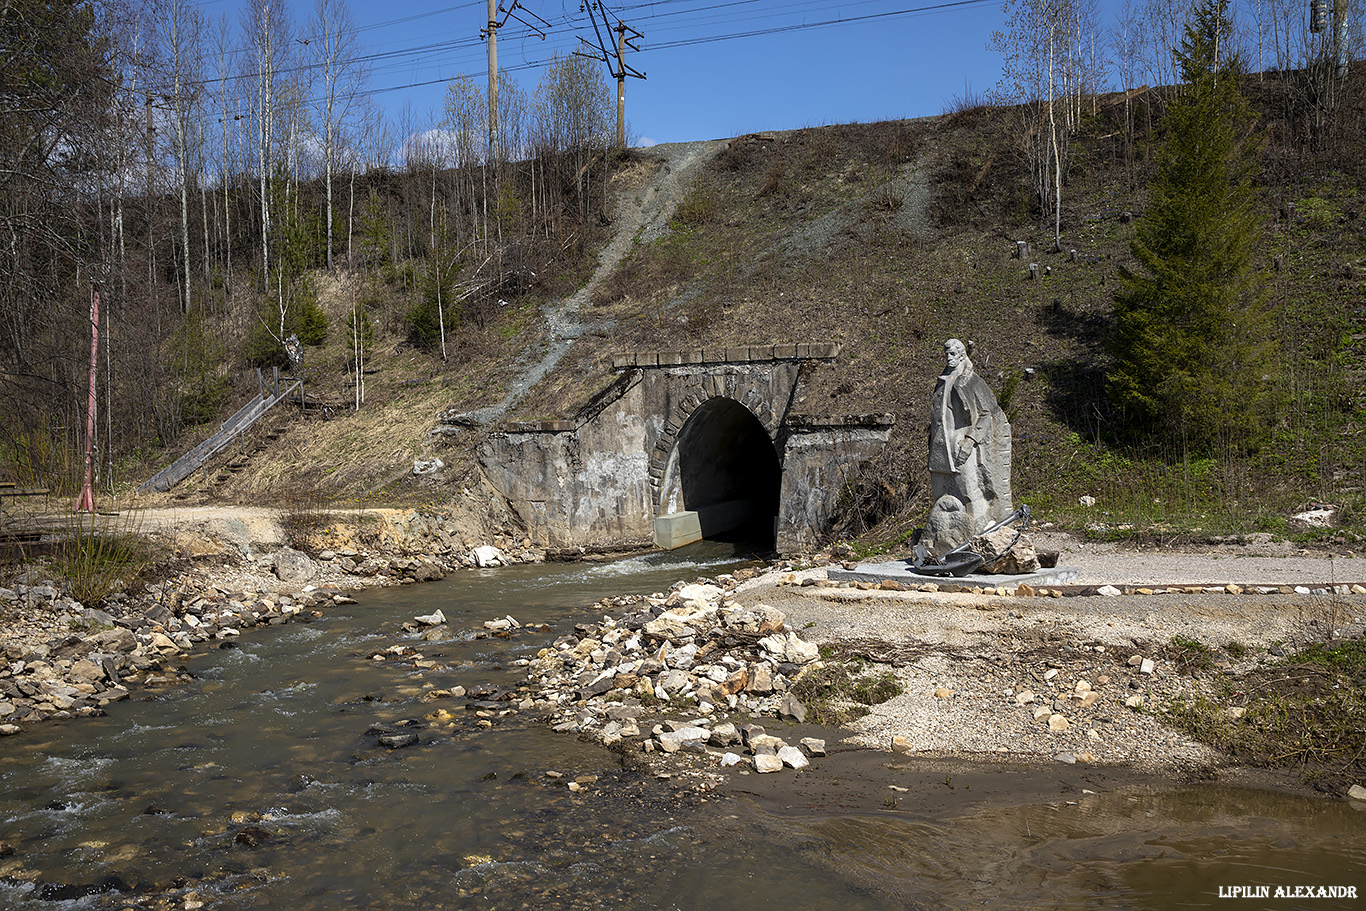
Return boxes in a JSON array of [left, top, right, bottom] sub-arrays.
[[476, 347, 893, 553]]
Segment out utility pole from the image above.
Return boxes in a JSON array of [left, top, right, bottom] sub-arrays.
[[483, 1, 547, 162], [77, 281, 103, 514], [613, 19, 644, 149], [485, 0, 498, 162], [577, 1, 644, 149], [1333, 0, 1347, 78]]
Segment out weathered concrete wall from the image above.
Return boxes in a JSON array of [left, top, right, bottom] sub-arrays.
[[475, 345, 893, 553], [776, 416, 896, 552], [477, 376, 656, 547]]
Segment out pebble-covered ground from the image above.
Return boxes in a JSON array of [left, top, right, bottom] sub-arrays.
[[5, 515, 1366, 796], [745, 567, 1366, 772]]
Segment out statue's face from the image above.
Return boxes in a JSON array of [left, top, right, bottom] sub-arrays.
[[945, 342, 967, 369]]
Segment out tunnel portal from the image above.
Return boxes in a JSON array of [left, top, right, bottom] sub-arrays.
[[474, 344, 894, 554], [654, 397, 782, 550]]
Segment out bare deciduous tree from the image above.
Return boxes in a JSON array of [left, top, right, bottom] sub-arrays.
[[309, 0, 366, 270]]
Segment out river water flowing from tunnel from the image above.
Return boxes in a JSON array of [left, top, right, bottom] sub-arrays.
[[1, 545, 1363, 910]]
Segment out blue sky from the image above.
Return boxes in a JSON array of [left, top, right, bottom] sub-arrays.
[[341, 0, 1016, 145]]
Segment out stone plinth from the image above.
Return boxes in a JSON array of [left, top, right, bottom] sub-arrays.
[[654, 511, 703, 549], [827, 560, 1080, 589]]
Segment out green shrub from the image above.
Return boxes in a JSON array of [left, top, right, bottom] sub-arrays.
[[54, 511, 154, 607]]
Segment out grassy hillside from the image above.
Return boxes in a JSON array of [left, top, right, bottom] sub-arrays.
[[140, 80, 1366, 549]]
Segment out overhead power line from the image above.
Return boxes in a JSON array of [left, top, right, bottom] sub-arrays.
[[173, 0, 995, 112]]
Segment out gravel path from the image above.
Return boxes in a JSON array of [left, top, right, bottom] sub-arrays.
[[1030, 531, 1366, 587], [450, 139, 724, 426]]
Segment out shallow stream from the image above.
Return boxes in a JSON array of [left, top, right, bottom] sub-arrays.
[[1, 545, 1362, 909]]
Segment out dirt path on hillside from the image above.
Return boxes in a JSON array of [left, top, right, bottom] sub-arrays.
[[452, 140, 725, 425]]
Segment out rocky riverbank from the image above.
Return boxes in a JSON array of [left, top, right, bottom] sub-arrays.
[[514, 559, 1366, 799], [520, 579, 828, 777], [0, 515, 547, 732], [6, 514, 1366, 801]]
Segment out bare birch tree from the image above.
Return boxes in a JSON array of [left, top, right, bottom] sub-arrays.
[[990, 0, 1084, 245], [155, 0, 204, 312], [308, 0, 366, 270], [243, 0, 291, 288]]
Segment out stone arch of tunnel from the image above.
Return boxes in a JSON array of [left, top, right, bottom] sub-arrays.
[[653, 396, 783, 550]]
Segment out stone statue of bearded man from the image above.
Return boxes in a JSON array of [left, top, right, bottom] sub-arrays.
[[925, 339, 1013, 553]]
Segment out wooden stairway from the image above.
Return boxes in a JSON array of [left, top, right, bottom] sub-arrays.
[[140, 370, 302, 494]]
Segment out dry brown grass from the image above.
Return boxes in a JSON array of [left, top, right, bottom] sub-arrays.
[[141, 101, 1366, 545]]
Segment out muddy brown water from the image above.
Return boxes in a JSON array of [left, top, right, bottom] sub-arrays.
[[1, 546, 1362, 909]]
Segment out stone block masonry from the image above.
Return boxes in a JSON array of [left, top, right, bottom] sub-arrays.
[[477, 343, 890, 553]]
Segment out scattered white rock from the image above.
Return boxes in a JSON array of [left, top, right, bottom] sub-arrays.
[[414, 610, 446, 626], [412, 457, 445, 475], [470, 545, 505, 567], [1097, 585, 1122, 597], [1290, 505, 1335, 528]]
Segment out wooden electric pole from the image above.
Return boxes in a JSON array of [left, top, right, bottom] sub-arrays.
[[482, 1, 546, 161], [613, 20, 644, 148], [577, 1, 644, 149], [486, 0, 498, 162]]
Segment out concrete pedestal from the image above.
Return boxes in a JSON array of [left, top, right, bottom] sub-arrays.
[[828, 560, 1080, 588]]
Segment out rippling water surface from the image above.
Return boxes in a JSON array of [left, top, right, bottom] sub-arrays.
[[1, 543, 1362, 909]]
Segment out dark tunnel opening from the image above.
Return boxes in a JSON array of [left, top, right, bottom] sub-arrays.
[[676, 398, 782, 550]]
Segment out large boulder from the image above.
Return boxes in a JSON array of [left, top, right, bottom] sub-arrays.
[[80, 627, 137, 655], [272, 548, 316, 583], [717, 603, 786, 634], [643, 603, 718, 641], [470, 545, 504, 567], [675, 583, 724, 604], [969, 527, 1040, 574], [758, 631, 819, 665]]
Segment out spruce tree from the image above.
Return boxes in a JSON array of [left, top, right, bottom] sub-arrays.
[[1107, 0, 1276, 453]]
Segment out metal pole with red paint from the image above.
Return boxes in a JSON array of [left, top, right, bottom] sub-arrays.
[[76, 284, 101, 513]]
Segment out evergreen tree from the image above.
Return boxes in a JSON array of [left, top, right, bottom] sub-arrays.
[[1107, 0, 1277, 453]]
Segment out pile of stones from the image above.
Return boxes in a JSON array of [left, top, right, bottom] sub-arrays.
[[0, 533, 540, 734], [0, 572, 357, 731], [524, 580, 828, 773]]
